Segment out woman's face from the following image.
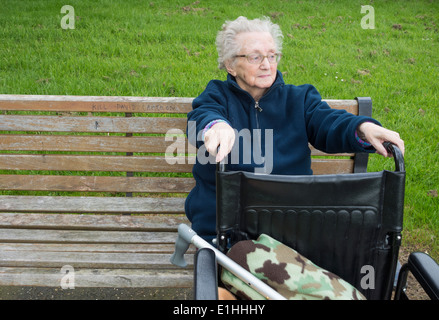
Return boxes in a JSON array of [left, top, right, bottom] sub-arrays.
[[226, 32, 278, 100]]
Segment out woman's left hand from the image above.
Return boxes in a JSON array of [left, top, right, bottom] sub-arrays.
[[357, 122, 405, 157]]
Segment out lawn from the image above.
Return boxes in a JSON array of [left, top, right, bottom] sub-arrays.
[[0, 0, 438, 260]]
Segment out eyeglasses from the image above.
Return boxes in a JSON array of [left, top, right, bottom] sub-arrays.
[[235, 53, 281, 64]]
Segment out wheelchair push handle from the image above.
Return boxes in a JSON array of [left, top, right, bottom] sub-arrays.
[[216, 142, 405, 172], [383, 142, 405, 172]]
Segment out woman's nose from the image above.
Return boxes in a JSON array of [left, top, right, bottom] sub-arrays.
[[259, 56, 271, 68]]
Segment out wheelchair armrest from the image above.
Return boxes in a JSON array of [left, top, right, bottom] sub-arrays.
[[395, 252, 439, 300], [407, 252, 439, 300], [194, 248, 218, 300]]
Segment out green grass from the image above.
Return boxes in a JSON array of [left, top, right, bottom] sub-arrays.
[[0, 0, 438, 260]]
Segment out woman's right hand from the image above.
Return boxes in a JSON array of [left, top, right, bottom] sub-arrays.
[[204, 122, 235, 162]]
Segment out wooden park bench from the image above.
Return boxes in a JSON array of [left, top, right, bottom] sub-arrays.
[[0, 94, 372, 299]]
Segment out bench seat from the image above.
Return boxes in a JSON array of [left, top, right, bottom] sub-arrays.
[[0, 213, 194, 289]]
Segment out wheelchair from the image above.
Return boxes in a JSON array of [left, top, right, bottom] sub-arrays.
[[171, 142, 439, 300]]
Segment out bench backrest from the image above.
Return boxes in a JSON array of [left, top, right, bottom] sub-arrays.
[[0, 95, 371, 215]]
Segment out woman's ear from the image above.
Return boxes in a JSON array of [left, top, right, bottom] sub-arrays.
[[225, 61, 236, 77]]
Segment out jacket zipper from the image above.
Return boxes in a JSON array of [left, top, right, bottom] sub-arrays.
[[254, 101, 265, 170], [254, 101, 262, 131]]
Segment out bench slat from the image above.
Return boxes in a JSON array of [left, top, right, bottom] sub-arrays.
[[0, 134, 187, 153], [0, 175, 194, 193], [0, 161, 350, 192], [0, 213, 189, 231], [0, 115, 187, 134], [0, 95, 357, 115], [0, 248, 189, 269], [0, 267, 193, 288], [324, 99, 359, 114], [0, 228, 177, 245], [0, 243, 195, 254], [0, 163, 348, 191], [311, 159, 354, 175], [0, 212, 190, 232], [0, 196, 186, 214], [0, 228, 176, 243], [0, 134, 352, 157], [0, 154, 194, 173], [0, 95, 193, 114]]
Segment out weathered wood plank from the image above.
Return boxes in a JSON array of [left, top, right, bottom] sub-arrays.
[[0, 249, 191, 269], [0, 160, 351, 192], [311, 159, 355, 175], [0, 242, 195, 254], [0, 95, 193, 114], [0, 95, 357, 113], [0, 154, 194, 173], [0, 175, 195, 193], [0, 115, 187, 133], [0, 267, 193, 288], [324, 99, 359, 115], [0, 213, 189, 231], [0, 134, 188, 153], [0, 159, 352, 192], [0, 135, 351, 157], [0, 95, 357, 115], [0, 196, 186, 214], [0, 228, 177, 244], [309, 145, 353, 157]]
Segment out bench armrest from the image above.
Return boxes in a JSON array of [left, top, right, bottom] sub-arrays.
[[395, 252, 439, 300], [194, 248, 218, 300]]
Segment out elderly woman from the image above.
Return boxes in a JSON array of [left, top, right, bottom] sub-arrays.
[[186, 16, 404, 243]]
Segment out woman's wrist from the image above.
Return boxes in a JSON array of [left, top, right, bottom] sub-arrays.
[[202, 119, 228, 141], [356, 122, 372, 147]]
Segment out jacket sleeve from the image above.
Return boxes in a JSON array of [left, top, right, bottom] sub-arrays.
[[187, 81, 231, 149], [303, 85, 381, 153]]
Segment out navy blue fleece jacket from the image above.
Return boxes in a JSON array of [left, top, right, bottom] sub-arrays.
[[185, 70, 379, 241]]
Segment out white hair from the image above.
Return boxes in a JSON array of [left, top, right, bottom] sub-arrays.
[[215, 16, 284, 70]]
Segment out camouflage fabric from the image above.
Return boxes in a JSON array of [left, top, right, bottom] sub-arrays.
[[221, 234, 366, 300]]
